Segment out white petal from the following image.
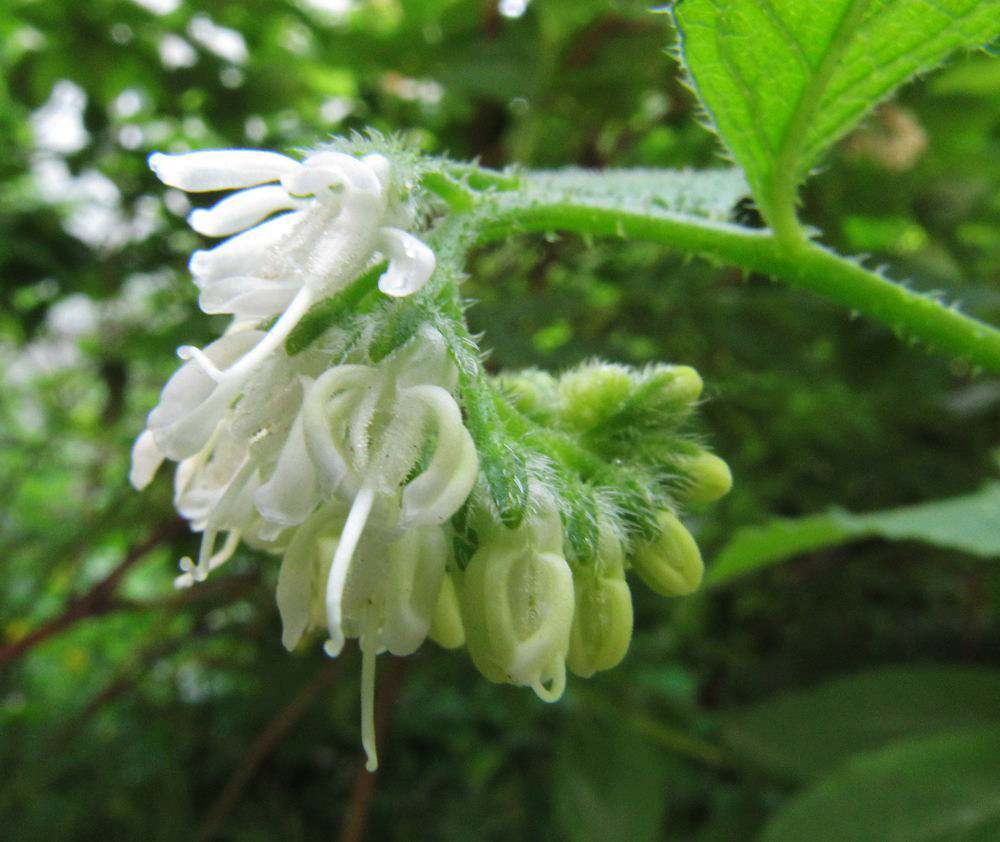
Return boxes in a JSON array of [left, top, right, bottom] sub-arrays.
[[276, 518, 322, 650], [361, 153, 391, 190], [324, 482, 376, 657], [204, 456, 258, 530], [129, 429, 164, 490], [152, 381, 239, 464], [254, 409, 320, 527], [147, 331, 262, 459], [377, 228, 435, 297], [149, 150, 300, 191], [189, 211, 304, 281], [188, 185, 303, 237], [301, 365, 370, 492], [381, 526, 447, 656], [196, 275, 301, 319], [398, 385, 478, 527], [289, 150, 383, 196]]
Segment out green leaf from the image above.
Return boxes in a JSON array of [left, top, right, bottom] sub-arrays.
[[707, 482, 1000, 586], [760, 727, 1000, 842], [717, 666, 1000, 781], [672, 0, 1000, 238], [554, 710, 672, 842]]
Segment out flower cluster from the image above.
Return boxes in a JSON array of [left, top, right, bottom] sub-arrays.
[[133, 146, 473, 769], [133, 144, 731, 772]]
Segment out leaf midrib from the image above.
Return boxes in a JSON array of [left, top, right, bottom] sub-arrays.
[[767, 0, 873, 238]]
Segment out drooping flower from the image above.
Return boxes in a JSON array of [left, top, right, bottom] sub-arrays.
[[150, 148, 435, 318], [138, 148, 437, 481], [259, 327, 478, 656], [275, 503, 452, 770], [567, 520, 633, 679], [238, 326, 476, 772]]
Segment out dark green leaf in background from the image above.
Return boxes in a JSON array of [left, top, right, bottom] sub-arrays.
[[554, 710, 673, 842], [717, 665, 1000, 781], [708, 482, 1000, 586], [760, 726, 1000, 841]]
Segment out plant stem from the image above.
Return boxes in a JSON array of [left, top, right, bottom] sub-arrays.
[[474, 199, 1000, 375]]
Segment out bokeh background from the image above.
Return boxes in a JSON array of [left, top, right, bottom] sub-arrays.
[[2, 1, 1000, 839]]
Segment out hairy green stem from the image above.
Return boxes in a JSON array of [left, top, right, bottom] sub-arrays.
[[473, 199, 1000, 375]]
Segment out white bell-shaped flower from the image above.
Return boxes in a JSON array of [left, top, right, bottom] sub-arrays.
[[294, 331, 477, 661], [140, 328, 263, 464], [131, 324, 306, 480], [275, 502, 451, 771], [170, 420, 259, 587], [255, 329, 477, 667]]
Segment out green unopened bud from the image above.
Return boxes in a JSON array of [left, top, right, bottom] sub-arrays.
[[429, 571, 465, 649], [460, 531, 575, 701], [498, 368, 559, 421], [677, 451, 732, 503], [558, 362, 633, 430], [567, 574, 633, 678], [630, 511, 704, 596], [647, 364, 702, 403]]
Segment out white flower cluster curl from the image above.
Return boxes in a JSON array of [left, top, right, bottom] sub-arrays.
[[131, 147, 476, 770]]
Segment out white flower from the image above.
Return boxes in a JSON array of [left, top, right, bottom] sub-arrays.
[[130, 149, 480, 770], [275, 504, 451, 771], [141, 327, 265, 463], [171, 419, 258, 586], [150, 147, 435, 318], [142, 148, 436, 479], [258, 327, 478, 658], [130, 323, 312, 584]]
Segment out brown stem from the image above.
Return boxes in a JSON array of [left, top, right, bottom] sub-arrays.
[[194, 659, 342, 842], [0, 517, 186, 666]]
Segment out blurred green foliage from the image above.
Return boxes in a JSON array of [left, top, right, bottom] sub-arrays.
[[2, 1, 999, 840]]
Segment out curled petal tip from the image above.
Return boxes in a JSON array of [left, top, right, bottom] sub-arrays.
[[187, 185, 301, 237], [377, 228, 435, 297], [399, 385, 478, 527], [362, 153, 391, 189]]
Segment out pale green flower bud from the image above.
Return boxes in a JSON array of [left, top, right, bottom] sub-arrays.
[[558, 362, 633, 430], [648, 363, 703, 404], [460, 494, 575, 701], [498, 368, 559, 421], [630, 510, 704, 596], [676, 450, 733, 503], [567, 574, 633, 678], [379, 526, 448, 656]]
